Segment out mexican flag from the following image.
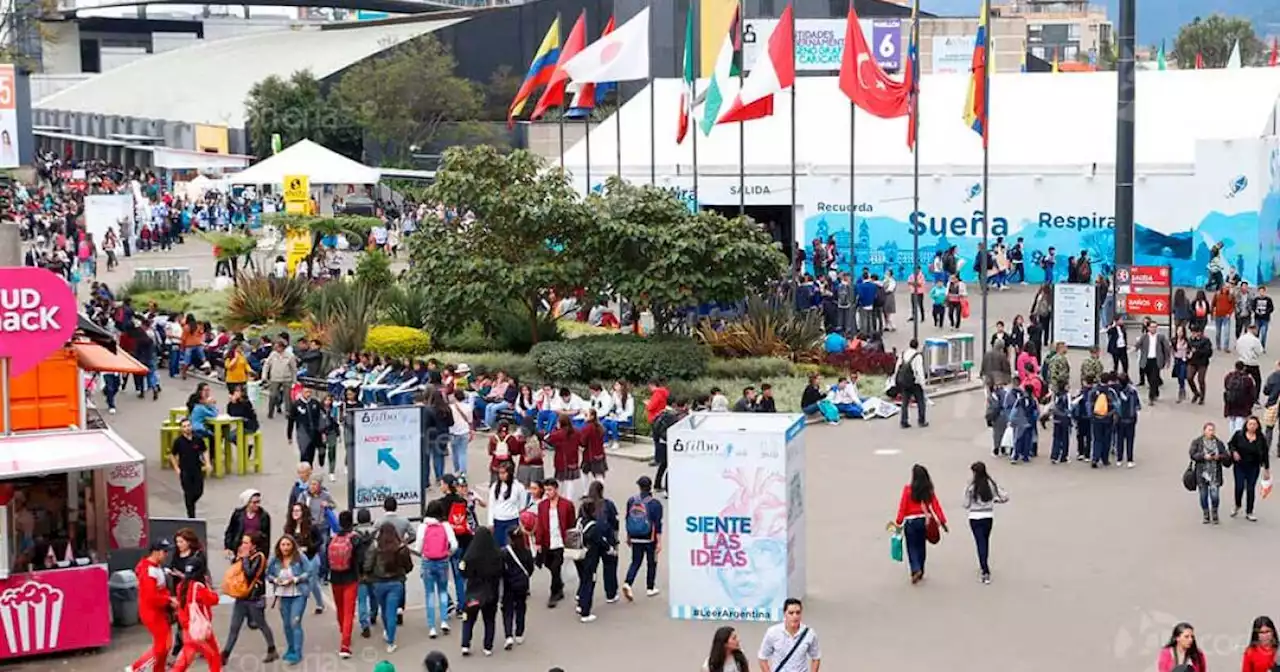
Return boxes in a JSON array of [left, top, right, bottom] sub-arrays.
[[677, 9, 695, 144], [698, 7, 741, 136]]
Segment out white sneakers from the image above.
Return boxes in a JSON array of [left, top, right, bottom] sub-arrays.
[[441, 622, 451, 633], [461, 647, 471, 656], [514, 636, 524, 645], [386, 643, 397, 653], [504, 637, 514, 650], [646, 588, 661, 597], [429, 628, 438, 638], [621, 584, 634, 601], [338, 651, 352, 659], [580, 614, 598, 623]]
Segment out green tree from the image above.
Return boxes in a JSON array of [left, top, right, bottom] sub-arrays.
[[334, 36, 484, 161], [244, 71, 363, 160], [584, 177, 788, 334], [405, 146, 592, 342], [483, 65, 524, 121], [1174, 14, 1262, 68], [4, 0, 61, 72]]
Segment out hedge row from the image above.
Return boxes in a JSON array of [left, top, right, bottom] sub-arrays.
[[529, 335, 710, 383]]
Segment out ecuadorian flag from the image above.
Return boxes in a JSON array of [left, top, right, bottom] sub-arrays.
[[508, 18, 562, 127], [961, 0, 989, 147]]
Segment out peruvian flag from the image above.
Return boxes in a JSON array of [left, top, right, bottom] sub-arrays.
[[838, 2, 909, 119], [716, 3, 795, 125]]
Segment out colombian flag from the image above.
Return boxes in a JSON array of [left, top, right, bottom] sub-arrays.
[[961, 0, 989, 147], [508, 18, 562, 127]]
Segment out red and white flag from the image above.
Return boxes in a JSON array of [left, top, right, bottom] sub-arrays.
[[715, 3, 794, 126]]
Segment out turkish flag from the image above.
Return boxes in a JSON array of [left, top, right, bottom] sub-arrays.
[[838, 3, 909, 118]]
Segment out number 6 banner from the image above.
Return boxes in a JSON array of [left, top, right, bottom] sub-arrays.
[[743, 18, 902, 73], [0, 65, 18, 169]]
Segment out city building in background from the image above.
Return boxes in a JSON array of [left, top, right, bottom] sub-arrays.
[[995, 0, 1111, 65]]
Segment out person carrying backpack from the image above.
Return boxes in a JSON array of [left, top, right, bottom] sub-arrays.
[[621, 476, 664, 601], [896, 339, 928, 429], [328, 511, 361, 658], [440, 474, 478, 615], [1224, 361, 1258, 436], [1088, 373, 1119, 468], [1114, 374, 1142, 468], [418, 500, 458, 639], [1072, 379, 1095, 462]]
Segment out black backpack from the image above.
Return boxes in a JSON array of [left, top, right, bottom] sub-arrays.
[[1225, 373, 1250, 407], [895, 353, 920, 390]]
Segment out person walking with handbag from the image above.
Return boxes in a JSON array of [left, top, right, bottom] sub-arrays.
[[1189, 422, 1231, 525], [1229, 416, 1270, 522], [500, 523, 536, 649], [757, 598, 821, 672], [962, 461, 1008, 585], [219, 532, 277, 665], [893, 464, 948, 584]]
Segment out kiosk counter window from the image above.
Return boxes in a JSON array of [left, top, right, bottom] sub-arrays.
[[0, 430, 147, 660]]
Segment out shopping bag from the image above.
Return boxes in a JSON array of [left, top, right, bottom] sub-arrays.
[[1000, 425, 1015, 449], [889, 533, 904, 563], [1263, 478, 1274, 499], [960, 297, 971, 319]]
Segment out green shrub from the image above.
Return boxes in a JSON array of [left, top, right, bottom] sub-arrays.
[[226, 273, 309, 328], [706, 357, 795, 380], [381, 285, 432, 330], [355, 250, 394, 292], [492, 306, 561, 353], [435, 321, 500, 353], [529, 335, 710, 383], [365, 325, 432, 359]]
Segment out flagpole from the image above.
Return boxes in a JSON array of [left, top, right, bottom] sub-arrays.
[[585, 112, 593, 190], [558, 114, 566, 168], [691, 3, 700, 205], [615, 83, 623, 177], [910, 12, 920, 343], [650, 0, 657, 185], [738, 0, 745, 216], [847, 0, 855, 274], [979, 0, 991, 358], [789, 3, 796, 258]]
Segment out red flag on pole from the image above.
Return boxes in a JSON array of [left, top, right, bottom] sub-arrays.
[[531, 12, 588, 120], [1195, 52, 1205, 69], [1270, 38, 1278, 67], [837, 2, 909, 119]]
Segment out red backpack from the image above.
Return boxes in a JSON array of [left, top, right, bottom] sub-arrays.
[[447, 500, 472, 537], [327, 533, 354, 572]]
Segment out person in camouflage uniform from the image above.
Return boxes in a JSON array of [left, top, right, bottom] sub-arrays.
[[1046, 342, 1071, 394], [1080, 346, 1105, 387]]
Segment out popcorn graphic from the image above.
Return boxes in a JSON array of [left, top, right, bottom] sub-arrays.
[[0, 581, 65, 655]]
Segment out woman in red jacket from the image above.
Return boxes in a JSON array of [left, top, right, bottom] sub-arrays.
[[170, 579, 222, 672], [1242, 616, 1278, 672], [579, 409, 608, 484], [546, 416, 583, 503], [129, 540, 176, 672], [893, 464, 948, 584]]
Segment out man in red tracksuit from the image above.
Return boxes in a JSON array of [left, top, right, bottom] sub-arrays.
[[170, 579, 221, 672], [129, 539, 175, 672]]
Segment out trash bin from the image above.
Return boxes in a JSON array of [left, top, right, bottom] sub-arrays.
[[109, 569, 139, 627]]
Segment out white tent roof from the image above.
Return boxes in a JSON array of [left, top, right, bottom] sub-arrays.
[[229, 139, 381, 185], [564, 68, 1280, 177]]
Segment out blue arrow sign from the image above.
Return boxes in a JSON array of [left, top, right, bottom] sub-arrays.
[[377, 447, 401, 471]]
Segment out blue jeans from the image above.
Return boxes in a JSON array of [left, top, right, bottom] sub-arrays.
[[421, 559, 451, 630], [278, 594, 308, 663], [473, 398, 488, 425], [309, 543, 328, 606], [182, 345, 203, 367], [450, 434, 468, 475], [371, 581, 405, 644], [168, 345, 181, 377], [1115, 422, 1136, 462], [429, 445, 448, 484], [624, 542, 657, 590], [1215, 316, 1232, 349], [483, 400, 510, 428], [357, 583, 376, 629], [1173, 359, 1188, 392], [969, 517, 993, 575], [1091, 422, 1113, 464], [903, 517, 927, 574], [103, 373, 120, 410], [146, 357, 159, 390], [450, 547, 466, 612], [1260, 319, 1271, 348], [602, 418, 621, 443], [536, 410, 558, 434], [802, 403, 822, 416], [1198, 483, 1221, 512]]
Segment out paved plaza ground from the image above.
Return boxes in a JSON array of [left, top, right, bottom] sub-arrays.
[[16, 244, 1280, 672]]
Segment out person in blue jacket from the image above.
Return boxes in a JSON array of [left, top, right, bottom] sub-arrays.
[[1043, 387, 1073, 464], [855, 271, 879, 335], [1114, 373, 1142, 467], [1087, 373, 1120, 468], [1072, 379, 1095, 462]]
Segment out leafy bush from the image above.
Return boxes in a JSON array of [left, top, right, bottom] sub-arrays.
[[226, 273, 310, 328], [825, 349, 898, 376], [126, 289, 230, 325], [322, 283, 382, 356], [435, 321, 499, 353], [355, 250, 394, 292], [365, 325, 432, 359], [381, 285, 432, 330], [706, 357, 795, 380], [427, 351, 540, 382], [492, 305, 561, 353], [558, 320, 616, 339], [529, 335, 710, 383], [696, 294, 825, 362]]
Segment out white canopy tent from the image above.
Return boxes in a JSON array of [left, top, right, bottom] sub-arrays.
[[230, 139, 381, 185]]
